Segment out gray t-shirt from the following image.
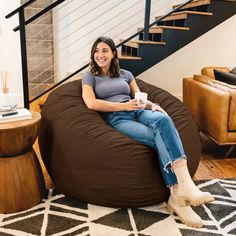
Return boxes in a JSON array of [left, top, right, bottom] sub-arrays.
[[82, 69, 134, 102]]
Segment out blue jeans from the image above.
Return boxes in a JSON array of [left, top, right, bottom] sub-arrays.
[[104, 110, 186, 187]]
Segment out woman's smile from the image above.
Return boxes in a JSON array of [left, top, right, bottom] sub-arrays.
[[94, 42, 114, 75]]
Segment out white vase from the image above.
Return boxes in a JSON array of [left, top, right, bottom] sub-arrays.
[[0, 93, 23, 107]]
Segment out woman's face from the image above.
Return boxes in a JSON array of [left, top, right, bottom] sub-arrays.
[[94, 42, 114, 72]]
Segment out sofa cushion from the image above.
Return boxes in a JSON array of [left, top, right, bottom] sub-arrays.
[[214, 69, 236, 86]]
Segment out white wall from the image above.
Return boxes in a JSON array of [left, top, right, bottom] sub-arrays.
[[0, 0, 23, 104], [139, 14, 236, 100]]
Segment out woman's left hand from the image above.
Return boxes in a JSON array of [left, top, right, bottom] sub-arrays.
[[151, 103, 166, 113]]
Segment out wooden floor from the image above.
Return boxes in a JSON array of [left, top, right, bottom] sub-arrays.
[[193, 132, 236, 180], [35, 131, 236, 189]]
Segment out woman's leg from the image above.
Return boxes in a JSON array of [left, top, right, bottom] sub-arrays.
[[172, 159, 214, 206], [167, 186, 203, 228], [105, 111, 211, 228], [136, 110, 214, 205], [135, 110, 214, 227], [136, 110, 186, 189], [136, 110, 185, 169]]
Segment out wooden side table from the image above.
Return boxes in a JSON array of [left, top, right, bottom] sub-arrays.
[[0, 111, 46, 214]]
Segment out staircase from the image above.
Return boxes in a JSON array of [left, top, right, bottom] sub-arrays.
[[119, 0, 236, 76]]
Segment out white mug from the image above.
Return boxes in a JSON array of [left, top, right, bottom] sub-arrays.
[[135, 92, 148, 110]]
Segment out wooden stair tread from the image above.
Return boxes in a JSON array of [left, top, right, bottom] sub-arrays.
[[121, 39, 165, 48], [173, 0, 211, 10], [118, 51, 142, 60], [182, 10, 213, 16], [155, 10, 213, 21], [155, 25, 190, 30], [29, 82, 54, 85], [138, 26, 189, 34], [118, 55, 142, 60], [143, 26, 189, 34]]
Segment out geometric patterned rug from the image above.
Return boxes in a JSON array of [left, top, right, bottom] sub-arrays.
[[0, 179, 235, 236]]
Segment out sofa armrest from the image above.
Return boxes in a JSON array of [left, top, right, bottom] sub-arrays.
[[183, 77, 230, 143], [201, 66, 230, 79], [193, 75, 236, 131], [229, 90, 236, 131]]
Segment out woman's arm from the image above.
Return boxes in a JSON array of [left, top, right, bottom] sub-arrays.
[[145, 99, 166, 113], [82, 84, 139, 112], [129, 79, 140, 98]]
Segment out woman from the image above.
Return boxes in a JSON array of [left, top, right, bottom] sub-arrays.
[[82, 36, 214, 228]]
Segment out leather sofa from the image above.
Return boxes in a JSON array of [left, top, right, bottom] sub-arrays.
[[183, 66, 236, 156]]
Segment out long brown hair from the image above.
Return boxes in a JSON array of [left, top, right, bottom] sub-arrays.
[[89, 36, 120, 78]]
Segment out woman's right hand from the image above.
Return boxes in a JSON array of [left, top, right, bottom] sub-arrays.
[[123, 99, 140, 111]]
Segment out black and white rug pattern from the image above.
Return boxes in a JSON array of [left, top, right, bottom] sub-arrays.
[[0, 179, 235, 236]]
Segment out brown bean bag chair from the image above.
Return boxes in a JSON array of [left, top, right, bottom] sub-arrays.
[[38, 78, 201, 207]]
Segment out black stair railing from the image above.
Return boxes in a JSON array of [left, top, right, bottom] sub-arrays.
[[6, 0, 66, 108], [144, 0, 152, 41], [6, 0, 194, 108]]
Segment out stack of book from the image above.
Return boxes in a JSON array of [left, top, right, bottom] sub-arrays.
[[0, 105, 32, 123]]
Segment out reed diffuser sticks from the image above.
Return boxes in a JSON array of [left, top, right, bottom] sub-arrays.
[[1, 71, 10, 93]]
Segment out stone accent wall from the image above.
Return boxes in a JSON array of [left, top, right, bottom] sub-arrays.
[[21, 0, 54, 98]]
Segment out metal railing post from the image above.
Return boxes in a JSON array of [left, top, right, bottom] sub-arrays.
[[143, 0, 151, 41], [18, 8, 29, 109]]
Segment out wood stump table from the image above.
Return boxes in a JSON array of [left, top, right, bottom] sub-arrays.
[[0, 111, 46, 213]]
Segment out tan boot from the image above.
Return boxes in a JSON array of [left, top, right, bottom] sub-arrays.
[[174, 165, 214, 206], [166, 195, 203, 228]]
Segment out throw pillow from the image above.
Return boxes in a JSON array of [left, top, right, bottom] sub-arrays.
[[214, 69, 236, 86]]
